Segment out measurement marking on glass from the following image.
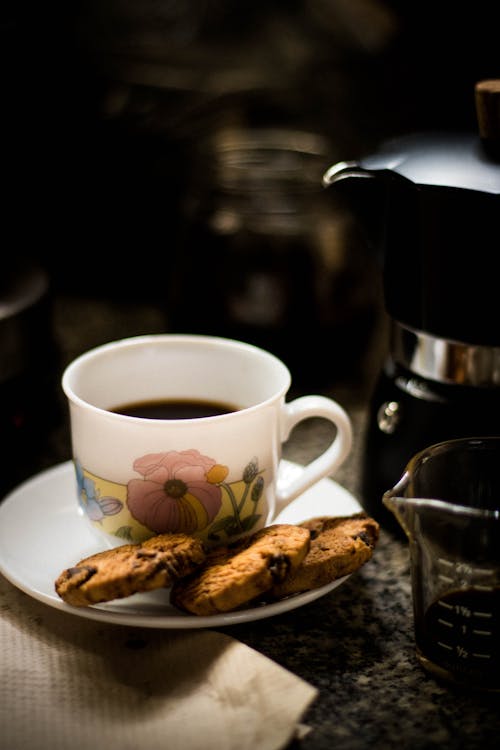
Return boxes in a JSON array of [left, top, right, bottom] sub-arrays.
[[472, 629, 492, 636], [437, 618, 453, 627], [473, 611, 493, 618], [437, 600, 453, 610], [437, 558, 453, 567], [437, 641, 453, 650], [438, 574, 454, 583], [475, 584, 494, 592], [472, 653, 491, 659]]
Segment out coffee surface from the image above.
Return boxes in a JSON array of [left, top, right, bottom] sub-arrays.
[[417, 587, 500, 689], [111, 398, 238, 419]]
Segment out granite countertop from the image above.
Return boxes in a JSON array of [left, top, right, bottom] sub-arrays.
[[1, 295, 499, 750], [246, 414, 500, 750]]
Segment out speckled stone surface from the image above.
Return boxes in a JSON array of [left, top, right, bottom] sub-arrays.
[[229, 408, 500, 750], [225, 532, 500, 750], [2, 296, 499, 750]]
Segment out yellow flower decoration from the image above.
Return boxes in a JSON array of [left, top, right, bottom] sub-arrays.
[[206, 464, 229, 484]]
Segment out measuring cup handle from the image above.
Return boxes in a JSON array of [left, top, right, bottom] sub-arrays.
[[275, 395, 352, 513]]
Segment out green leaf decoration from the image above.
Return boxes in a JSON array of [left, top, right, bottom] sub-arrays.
[[209, 515, 262, 540], [114, 526, 134, 541], [240, 514, 262, 531], [207, 515, 239, 536]]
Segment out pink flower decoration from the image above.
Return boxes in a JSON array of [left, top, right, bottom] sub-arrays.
[[127, 449, 225, 534]]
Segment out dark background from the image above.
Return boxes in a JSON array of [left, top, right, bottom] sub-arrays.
[[4, 0, 499, 298], [1, 1, 499, 494]]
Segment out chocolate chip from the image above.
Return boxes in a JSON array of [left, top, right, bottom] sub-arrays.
[[268, 553, 291, 583], [356, 531, 372, 547], [69, 565, 97, 586]]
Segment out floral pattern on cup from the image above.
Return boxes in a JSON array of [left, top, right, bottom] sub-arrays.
[[74, 449, 266, 544], [75, 460, 124, 522], [127, 449, 226, 535]]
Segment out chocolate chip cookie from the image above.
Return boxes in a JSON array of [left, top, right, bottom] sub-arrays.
[[170, 524, 311, 616], [269, 513, 379, 599], [55, 533, 206, 607]]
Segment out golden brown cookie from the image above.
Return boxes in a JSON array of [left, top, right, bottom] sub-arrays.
[[55, 533, 206, 607], [170, 524, 311, 616], [269, 513, 379, 599]]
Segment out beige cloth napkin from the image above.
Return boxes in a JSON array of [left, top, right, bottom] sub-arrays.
[[0, 576, 317, 750]]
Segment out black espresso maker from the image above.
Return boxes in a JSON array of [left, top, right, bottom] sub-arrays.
[[323, 80, 500, 531]]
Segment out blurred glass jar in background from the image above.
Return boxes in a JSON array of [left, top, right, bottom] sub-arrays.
[[0, 261, 61, 497], [167, 127, 383, 392], [14, 0, 390, 395]]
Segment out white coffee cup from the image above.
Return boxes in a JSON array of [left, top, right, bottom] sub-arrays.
[[62, 334, 352, 546]]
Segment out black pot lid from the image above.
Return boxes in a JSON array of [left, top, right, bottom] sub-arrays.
[[360, 132, 500, 194]]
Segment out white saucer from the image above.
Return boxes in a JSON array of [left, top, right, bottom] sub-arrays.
[[0, 460, 362, 629]]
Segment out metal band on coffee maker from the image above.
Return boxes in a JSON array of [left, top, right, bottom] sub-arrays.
[[391, 322, 500, 387]]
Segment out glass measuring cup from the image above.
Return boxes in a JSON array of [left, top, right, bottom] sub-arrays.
[[383, 437, 500, 691]]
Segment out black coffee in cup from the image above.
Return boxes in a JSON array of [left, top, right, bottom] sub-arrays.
[[111, 398, 239, 420]]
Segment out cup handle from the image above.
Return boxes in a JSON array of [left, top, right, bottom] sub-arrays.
[[274, 395, 353, 513]]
